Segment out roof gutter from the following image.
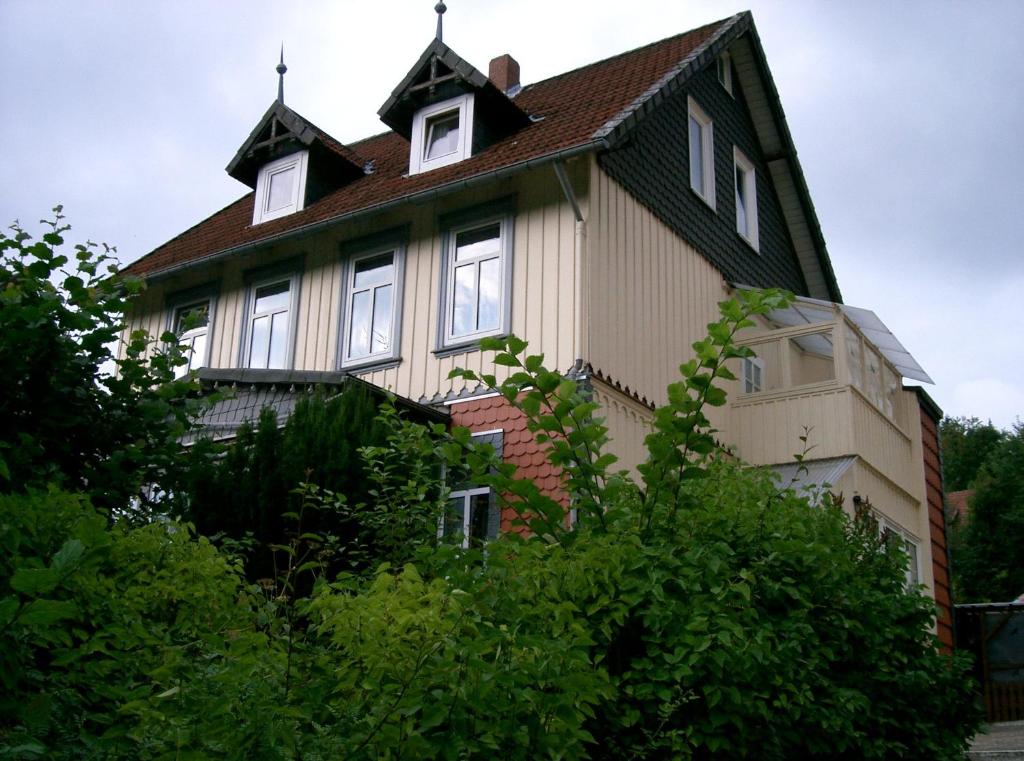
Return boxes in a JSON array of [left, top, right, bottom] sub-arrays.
[[141, 139, 608, 283]]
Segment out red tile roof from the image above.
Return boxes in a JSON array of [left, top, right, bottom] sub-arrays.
[[122, 17, 733, 278]]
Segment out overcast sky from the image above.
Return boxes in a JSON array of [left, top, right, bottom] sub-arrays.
[[2, 0, 1021, 428]]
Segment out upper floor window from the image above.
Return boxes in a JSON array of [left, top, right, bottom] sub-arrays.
[[733, 147, 759, 251], [244, 275, 295, 369], [341, 248, 402, 368], [687, 97, 715, 208], [717, 51, 733, 95], [252, 151, 309, 225], [441, 213, 512, 348], [409, 94, 474, 175], [168, 297, 212, 378]]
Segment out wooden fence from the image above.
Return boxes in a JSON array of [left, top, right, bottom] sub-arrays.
[[955, 602, 1024, 722]]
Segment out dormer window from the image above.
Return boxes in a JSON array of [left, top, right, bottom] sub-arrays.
[[252, 150, 309, 225], [409, 94, 474, 175]]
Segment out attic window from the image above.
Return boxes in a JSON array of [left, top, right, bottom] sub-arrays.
[[409, 93, 474, 175], [252, 151, 309, 225], [717, 52, 733, 95]]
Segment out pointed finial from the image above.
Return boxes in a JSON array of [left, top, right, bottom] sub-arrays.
[[276, 44, 287, 104], [435, 1, 447, 42]]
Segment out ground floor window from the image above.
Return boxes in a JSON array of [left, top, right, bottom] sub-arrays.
[[442, 487, 500, 548]]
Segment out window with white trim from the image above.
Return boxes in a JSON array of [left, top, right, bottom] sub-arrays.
[[440, 430, 503, 548], [342, 249, 400, 367], [882, 522, 921, 590], [687, 97, 715, 208], [244, 276, 294, 369], [733, 147, 759, 250], [171, 299, 211, 379], [717, 52, 733, 95], [409, 93, 474, 175], [252, 151, 309, 225], [742, 356, 764, 393], [441, 213, 512, 348]]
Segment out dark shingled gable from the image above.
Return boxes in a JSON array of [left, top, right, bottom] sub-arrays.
[[121, 18, 728, 278]]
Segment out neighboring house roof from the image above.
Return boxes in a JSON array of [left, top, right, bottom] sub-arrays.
[[768, 456, 856, 505], [185, 367, 447, 444], [121, 11, 839, 302], [947, 489, 974, 523]]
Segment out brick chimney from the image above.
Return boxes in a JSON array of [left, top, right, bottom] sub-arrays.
[[488, 54, 521, 94]]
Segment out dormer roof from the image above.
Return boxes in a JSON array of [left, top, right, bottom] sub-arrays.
[[378, 38, 530, 139], [122, 13, 842, 305], [226, 101, 365, 189]]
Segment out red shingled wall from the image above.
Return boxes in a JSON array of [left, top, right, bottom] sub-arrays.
[[448, 394, 569, 533], [920, 405, 954, 651]]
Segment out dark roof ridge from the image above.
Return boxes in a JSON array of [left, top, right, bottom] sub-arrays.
[[593, 12, 748, 141]]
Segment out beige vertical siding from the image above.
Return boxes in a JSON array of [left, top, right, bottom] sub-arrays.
[[121, 160, 584, 404], [591, 378, 653, 479], [585, 162, 730, 407], [727, 385, 856, 465]]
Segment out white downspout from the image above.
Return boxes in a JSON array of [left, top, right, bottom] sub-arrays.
[[553, 160, 586, 372]]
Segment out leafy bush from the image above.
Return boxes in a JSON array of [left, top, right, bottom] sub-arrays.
[[0, 488, 248, 758], [0, 209, 204, 515], [0, 217, 980, 759]]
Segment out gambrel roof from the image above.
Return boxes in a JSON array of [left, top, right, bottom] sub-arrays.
[[121, 12, 840, 302]]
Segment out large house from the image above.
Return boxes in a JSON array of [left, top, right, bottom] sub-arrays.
[[119, 10, 953, 647]]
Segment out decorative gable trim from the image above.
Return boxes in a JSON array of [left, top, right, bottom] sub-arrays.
[[226, 101, 364, 194], [378, 38, 529, 143]]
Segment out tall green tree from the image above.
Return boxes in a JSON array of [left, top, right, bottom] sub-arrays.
[[941, 416, 1005, 491], [951, 423, 1024, 601], [0, 208, 202, 515]]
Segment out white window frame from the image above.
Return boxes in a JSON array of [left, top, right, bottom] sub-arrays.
[[717, 51, 733, 95], [252, 150, 309, 225], [733, 147, 759, 251], [438, 429, 503, 548], [340, 246, 404, 369], [687, 97, 715, 209], [441, 487, 494, 549], [439, 211, 513, 350], [242, 272, 298, 370], [742, 356, 764, 394], [166, 286, 217, 379], [171, 299, 211, 378], [880, 519, 922, 590], [409, 93, 474, 175]]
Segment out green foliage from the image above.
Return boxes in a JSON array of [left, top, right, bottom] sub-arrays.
[[0, 488, 248, 758], [0, 208, 204, 514], [0, 265, 981, 759], [179, 386, 400, 579], [951, 422, 1024, 602], [940, 416, 1005, 491]]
